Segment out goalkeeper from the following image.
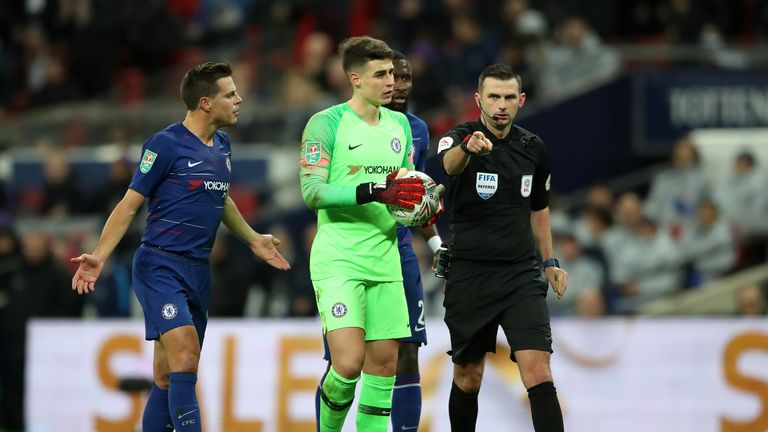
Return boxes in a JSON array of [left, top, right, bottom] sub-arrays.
[[299, 36, 424, 432]]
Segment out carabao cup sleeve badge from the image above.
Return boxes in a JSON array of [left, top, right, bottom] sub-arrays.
[[305, 141, 321, 164], [140, 149, 158, 173]]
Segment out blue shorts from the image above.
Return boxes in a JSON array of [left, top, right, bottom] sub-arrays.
[[322, 242, 427, 360], [132, 245, 210, 345]]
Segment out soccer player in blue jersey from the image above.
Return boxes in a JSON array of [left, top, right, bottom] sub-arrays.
[[71, 62, 290, 432], [384, 50, 443, 431], [314, 50, 442, 431]]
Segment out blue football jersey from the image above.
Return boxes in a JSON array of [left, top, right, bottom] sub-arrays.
[[129, 123, 232, 260], [397, 112, 430, 246]]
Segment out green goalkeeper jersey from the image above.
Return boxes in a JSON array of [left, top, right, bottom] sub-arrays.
[[300, 103, 414, 281]]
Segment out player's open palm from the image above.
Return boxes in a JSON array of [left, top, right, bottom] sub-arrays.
[[71, 254, 104, 295], [251, 234, 291, 270]]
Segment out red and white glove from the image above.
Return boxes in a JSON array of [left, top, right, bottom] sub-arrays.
[[356, 168, 425, 210]]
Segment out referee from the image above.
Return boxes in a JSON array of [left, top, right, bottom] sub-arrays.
[[436, 64, 568, 432]]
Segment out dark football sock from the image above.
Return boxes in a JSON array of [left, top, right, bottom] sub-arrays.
[[449, 381, 478, 432], [527, 381, 564, 432]]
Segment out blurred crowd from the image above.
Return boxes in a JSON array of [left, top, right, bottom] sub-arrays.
[[3, 0, 768, 144], [547, 136, 768, 317]]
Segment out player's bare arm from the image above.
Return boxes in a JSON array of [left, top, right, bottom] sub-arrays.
[[71, 188, 145, 295], [221, 195, 290, 270], [530, 207, 568, 298]]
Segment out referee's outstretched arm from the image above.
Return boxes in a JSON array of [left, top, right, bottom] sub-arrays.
[[443, 131, 493, 175]]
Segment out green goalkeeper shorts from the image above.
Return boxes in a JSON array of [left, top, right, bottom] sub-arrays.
[[313, 275, 411, 341]]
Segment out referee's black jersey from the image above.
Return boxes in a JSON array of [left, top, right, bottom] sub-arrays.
[[437, 120, 551, 263]]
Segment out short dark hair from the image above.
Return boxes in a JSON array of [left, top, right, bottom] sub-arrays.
[[391, 50, 408, 62], [583, 204, 614, 227], [339, 36, 393, 73], [736, 150, 756, 166], [180, 62, 233, 110], [478, 64, 522, 92]]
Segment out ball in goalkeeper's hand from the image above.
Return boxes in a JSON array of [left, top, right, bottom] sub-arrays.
[[387, 171, 444, 227]]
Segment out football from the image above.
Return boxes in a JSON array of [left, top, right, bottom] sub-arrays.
[[387, 171, 444, 227]]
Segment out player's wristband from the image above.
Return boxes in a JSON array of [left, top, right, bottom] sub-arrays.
[[543, 258, 560, 269], [427, 236, 443, 254], [356, 183, 375, 205]]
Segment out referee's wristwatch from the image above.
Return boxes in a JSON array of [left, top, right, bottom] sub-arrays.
[[542, 258, 560, 269]]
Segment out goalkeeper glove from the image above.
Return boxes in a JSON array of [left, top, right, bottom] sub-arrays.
[[356, 168, 425, 210], [420, 184, 445, 227]]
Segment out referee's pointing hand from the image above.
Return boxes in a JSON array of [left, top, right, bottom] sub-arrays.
[[467, 131, 493, 155]]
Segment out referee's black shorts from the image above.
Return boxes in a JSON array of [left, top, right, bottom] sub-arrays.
[[443, 258, 552, 365]]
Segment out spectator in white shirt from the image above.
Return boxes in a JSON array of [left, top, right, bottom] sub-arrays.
[[678, 199, 736, 286], [644, 136, 710, 235], [548, 232, 605, 316], [714, 151, 768, 237], [611, 216, 683, 313]]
